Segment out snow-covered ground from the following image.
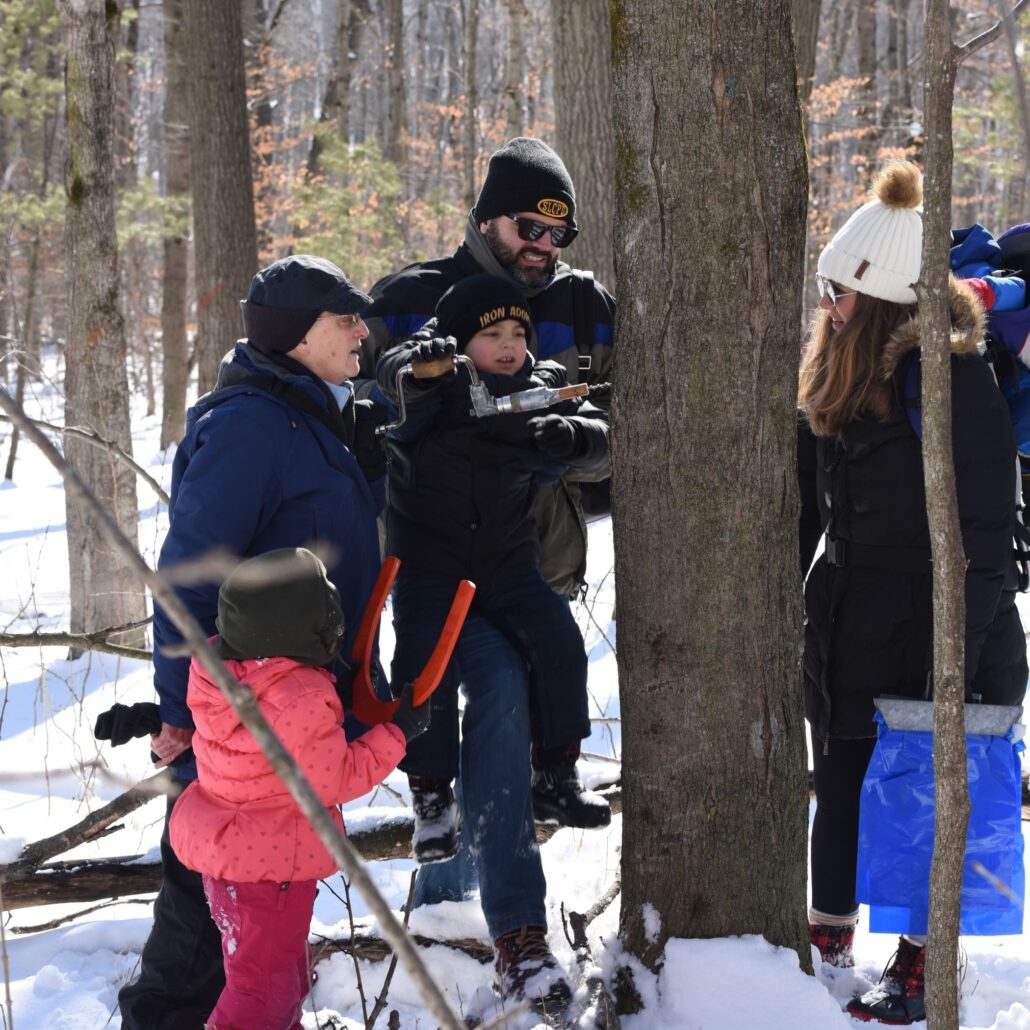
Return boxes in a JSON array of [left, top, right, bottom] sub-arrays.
[[2, 362, 1030, 1029]]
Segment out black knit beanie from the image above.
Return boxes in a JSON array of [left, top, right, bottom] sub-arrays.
[[473, 138, 577, 230], [240, 255, 373, 357], [435, 274, 533, 352], [215, 548, 345, 667]]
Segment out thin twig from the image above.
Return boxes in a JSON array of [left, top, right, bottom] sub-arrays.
[[0, 413, 169, 505], [0, 883, 13, 1030], [366, 871, 417, 1029], [8, 898, 152, 934], [0, 385, 468, 1030], [343, 877, 370, 1024]]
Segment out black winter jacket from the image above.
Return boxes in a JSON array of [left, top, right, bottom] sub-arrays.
[[377, 343, 607, 590], [360, 213, 615, 596], [799, 282, 1027, 742]]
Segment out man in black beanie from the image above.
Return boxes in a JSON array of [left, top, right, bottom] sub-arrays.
[[119, 255, 388, 1030], [359, 139, 615, 1014]]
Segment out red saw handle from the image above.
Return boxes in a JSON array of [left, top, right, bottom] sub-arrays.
[[350, 557, 476, 726]]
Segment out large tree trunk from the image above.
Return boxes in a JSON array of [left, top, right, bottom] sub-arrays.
[[183, 0, 258, 393], [58, 0, 146, 642], [611, 0, 810, 971], [160, 0, 190, 449], [552, 0, 617, 292]]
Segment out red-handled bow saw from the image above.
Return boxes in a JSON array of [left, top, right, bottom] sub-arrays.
[[350, 555, 476, 725]]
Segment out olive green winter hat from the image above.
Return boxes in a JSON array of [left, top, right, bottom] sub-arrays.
[[215, 548, 344, 667]]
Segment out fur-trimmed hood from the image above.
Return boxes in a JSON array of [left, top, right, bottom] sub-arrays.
[[880, 275, 985, 379]]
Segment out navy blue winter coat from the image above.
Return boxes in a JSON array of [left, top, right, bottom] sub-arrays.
[[153, 344, 383, 746]]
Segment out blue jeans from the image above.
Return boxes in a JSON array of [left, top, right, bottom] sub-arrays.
[[392, 572, 547, 939]]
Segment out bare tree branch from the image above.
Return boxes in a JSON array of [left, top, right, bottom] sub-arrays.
[[365, 872, 417, 1030], [955, 0, 1030, 61], [0, 628, 151, 661], [0, 385, 467, 1030], [0, 412, 170, 505]]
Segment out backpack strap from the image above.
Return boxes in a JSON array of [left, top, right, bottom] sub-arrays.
[[570, 269, 595, 375]]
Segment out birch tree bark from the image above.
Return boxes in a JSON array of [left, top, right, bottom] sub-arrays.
[[552, 0, 617, 291], [183, 0, 258, 393], [611, 0, 810, 970], [58, 0, 146, 642]]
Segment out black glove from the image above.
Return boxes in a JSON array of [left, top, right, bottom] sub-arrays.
[[531, 360, 568, 390], [95, 702, 162, 746], [390, 681, 431, 743], [352, 399, 389, 481], [411, 335, 457, 368], [528, 414, 582, 460]]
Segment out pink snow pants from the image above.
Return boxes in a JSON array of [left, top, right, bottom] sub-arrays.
[[202, 876, 317, 1030]]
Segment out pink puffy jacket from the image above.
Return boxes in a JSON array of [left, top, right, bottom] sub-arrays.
[[170, 654, 406, 882]]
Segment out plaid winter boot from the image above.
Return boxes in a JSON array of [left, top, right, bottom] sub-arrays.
[[409, 777, 462, 864], [494, 926, 573, 1016], [809, 922, 856, 969], [531, 744, 611, 829], [847, 936, 926, 1025]]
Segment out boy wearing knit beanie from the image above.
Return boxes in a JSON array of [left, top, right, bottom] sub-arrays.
[[377, 274, 611, 871]]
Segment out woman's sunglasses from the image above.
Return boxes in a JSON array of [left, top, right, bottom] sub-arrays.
[[504, 213, 578, 249], [816, 275, 856, 308]]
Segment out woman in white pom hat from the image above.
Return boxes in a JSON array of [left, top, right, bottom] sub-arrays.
[[797, 161, 1027, 1023]]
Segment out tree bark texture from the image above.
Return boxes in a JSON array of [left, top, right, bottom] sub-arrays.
[[183, 0, 258, 393], [922, 6, 968, 1027], [610, 0, 810, 969], [503, 0, 527, 138], [791, 0, 821, 102], [160, 0, 189, 449], [462, 0, 480, 211], [384, 0, 408, 168], [552, 0, 617, 292], [58, 0, 146, 641]]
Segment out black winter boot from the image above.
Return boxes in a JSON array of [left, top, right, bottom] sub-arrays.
[[847, 936, 926, 1025], [493, 925, 572, 1017], [809, 922, 856, 969], [531, 744, 611, 829], [409, 777, 461, 864]]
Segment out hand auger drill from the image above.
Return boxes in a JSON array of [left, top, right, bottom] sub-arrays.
[[376, 353, 612, 436]]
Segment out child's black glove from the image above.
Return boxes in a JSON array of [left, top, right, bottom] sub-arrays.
[[528, 414, 583, 460], [411, 335, 457, 368], [390, 681, 432, 742], [352, 399, 388, 481]]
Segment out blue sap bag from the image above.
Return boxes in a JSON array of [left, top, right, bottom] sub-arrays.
[[856, 698, 1025, 936]]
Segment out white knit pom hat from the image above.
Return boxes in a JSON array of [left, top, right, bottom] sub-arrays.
[[817, 161, 923, 305]]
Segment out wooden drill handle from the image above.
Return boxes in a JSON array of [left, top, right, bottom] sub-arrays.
[[411, 356, 456, 379]]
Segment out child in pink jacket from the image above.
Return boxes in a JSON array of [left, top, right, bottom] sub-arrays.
[[170, 547, 428, 1030]]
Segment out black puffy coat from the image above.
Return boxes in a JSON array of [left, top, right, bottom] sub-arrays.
[[799, 282, 1027, 742], [378, 344, 608, 591]]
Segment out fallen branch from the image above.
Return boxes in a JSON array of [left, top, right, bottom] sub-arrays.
[[0, 412, 170, 505], [310, 929, 493, 968], [1, 789, 624, 911], [562, 879, 623, 1030]]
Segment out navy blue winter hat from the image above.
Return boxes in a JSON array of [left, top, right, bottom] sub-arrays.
[[240, 255, 372, 356], [473, 138, 577, 230]]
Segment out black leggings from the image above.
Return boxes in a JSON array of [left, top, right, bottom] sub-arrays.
[[810, 732, 876, 917]]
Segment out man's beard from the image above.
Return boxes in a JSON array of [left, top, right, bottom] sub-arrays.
[[483, 221, 558, 287]]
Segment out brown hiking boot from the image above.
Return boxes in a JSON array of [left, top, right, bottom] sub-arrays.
[[493, 926, 572, 1016]]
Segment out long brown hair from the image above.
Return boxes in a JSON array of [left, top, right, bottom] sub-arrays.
[[798, 293, 917, 436]]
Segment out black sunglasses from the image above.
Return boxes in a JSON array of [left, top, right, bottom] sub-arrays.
[[504, 213, 578, 249], [816, 275, 856, 308]]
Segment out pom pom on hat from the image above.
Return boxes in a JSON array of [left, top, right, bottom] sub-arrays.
[[817, 160, 923, 305]]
